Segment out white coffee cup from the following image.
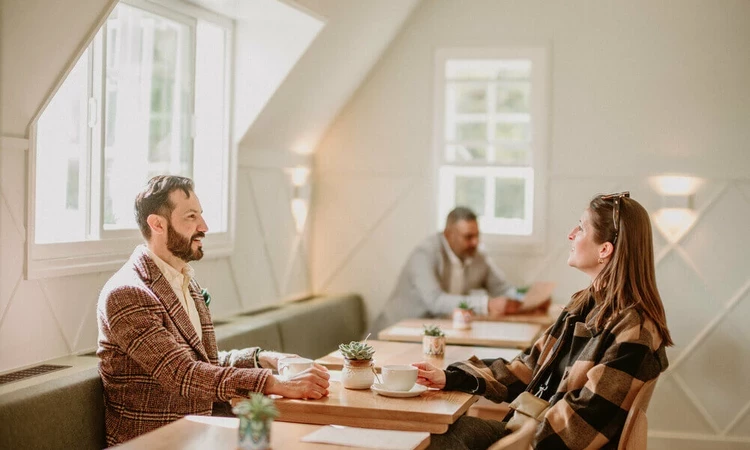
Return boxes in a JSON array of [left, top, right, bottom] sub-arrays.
[[382, 365, 418, 391], [278, 357, 313, 379]]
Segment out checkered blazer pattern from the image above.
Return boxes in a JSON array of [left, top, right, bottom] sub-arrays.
[[97, 246, 271, 446], [447, 298, 668, 449]]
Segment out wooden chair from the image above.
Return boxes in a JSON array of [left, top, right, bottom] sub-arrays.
[[618, 378, 659, 450], [487, 419, 536, 450]]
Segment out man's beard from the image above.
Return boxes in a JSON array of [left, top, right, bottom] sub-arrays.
[[167, 223, 205, 262]]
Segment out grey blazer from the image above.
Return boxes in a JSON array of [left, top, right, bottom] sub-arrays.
[[370, 233, 515, 334]]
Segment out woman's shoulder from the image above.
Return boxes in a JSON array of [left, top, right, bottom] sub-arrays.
[[609, 306, 664, 351]]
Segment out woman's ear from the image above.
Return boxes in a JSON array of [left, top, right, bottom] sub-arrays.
[[599, 241, 614, 260], [146, 214, 167, 236]]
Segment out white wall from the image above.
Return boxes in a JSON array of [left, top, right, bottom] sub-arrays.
[[312, 0, 750, 448]]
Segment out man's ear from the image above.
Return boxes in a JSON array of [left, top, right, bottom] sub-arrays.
[[146, 214, 167, 236], [599, 241, 614, 260]]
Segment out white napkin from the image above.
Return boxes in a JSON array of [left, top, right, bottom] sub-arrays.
[[300, 425, 429, 449]]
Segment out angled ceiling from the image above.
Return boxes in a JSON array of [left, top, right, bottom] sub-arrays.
[[237, 0, 422, 153]]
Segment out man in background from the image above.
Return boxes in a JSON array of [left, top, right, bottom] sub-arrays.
[[97, 175, 329, 446], [372, 206, 546, 333]]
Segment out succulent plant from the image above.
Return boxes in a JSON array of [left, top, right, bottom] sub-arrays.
[[423, 324, 445, 337], [339, 338, 375, 360], [232, 392, 280, 421], [457, 300, 473, 311]]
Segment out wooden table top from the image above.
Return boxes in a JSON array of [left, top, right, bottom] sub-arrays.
[[377, 319, 542, 349], [473, 308, 561, 327], [113, 415, 431, 450], [271, 371, 477, 434], [316, 340, 521, 372]]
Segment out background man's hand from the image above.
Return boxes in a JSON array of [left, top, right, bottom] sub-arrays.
[[412, 361, 446, 389], [488, 296, 521, 318], [263, 363, 330, 399]]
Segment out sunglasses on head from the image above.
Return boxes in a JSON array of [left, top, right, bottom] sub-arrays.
[[600, 191, 630, 243]]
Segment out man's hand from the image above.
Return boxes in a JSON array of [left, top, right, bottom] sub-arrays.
[[263, 363, 330, 399], [412, 361, 446, 389], [488, 296, 521, 318], [257, 350, 294, 370]]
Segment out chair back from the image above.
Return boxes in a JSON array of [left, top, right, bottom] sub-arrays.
[[618, 377, 659, 450], [488, 419, 536, 450]]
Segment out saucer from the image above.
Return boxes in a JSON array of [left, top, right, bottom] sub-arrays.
[[371, 383, 428, 398]]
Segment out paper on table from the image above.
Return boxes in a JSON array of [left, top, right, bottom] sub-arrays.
[[518, 281, 556, 312], [301, 425, 429, 450]]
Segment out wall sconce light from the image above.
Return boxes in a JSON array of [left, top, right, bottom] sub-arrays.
[[649, 175, 701, 243], [288, 167, 310, 233]]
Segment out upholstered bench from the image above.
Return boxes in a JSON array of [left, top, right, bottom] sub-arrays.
[[0, 293, 366, 450]]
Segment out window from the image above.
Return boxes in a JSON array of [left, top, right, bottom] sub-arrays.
[[29, 0, 233, 278], [435, 48, 548, 247]]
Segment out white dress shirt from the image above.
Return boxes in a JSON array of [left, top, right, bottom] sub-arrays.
[[147, 249, 203, 340]]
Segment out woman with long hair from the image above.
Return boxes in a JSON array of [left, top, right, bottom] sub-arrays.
[[416, 192, 672, 449]]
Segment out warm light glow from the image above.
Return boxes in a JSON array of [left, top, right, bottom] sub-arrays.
[[289, 167, 310, 187], [291, 198, 308, 233], [649, 175, 701, 196], [292, 141, 314, 155], [653, 208, 697, 243]]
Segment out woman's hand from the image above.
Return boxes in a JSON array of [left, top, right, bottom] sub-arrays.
[[263, 363, 330, 399], [412, 361, 446, 389]]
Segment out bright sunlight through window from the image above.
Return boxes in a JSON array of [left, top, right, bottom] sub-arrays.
[[30, 0, 232, 277], [435, 49, 548, 243]]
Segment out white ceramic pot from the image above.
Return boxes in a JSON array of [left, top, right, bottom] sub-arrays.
[[342, 358, 375, 389], [452, 308, 473, 330]]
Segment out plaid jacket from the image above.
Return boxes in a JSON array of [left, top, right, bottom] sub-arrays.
[[97, 246, 271, 446], [445, 297, 668, 449]]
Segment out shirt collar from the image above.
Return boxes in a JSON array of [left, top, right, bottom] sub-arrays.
[[146, 247, 194, 287], [441, 235, 473, 266]]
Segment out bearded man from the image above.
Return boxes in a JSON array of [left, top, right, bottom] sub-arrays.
[[97, 175, 329, 446]]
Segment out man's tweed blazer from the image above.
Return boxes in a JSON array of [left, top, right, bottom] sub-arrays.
[[445, 297, 669, 449], [97, 246, 270, 446]]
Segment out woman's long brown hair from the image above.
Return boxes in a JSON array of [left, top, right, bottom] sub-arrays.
[[568, 194, 674, 346]]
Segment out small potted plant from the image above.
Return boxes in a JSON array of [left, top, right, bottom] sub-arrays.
[[339, 336, 376, 389], [232, 393, 279, 450], [422, 324, 446, 356], [452, 300, 474, 330]]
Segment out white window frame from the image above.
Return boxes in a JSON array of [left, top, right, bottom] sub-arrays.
[[433, 47, 549, 254], [26, 0, 236, 279]]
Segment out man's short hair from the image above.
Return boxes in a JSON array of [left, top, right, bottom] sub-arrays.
[[445, 206, 478, 228], [135, 175, 194, 240]]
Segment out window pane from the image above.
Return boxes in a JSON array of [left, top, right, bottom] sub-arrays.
[[194, 20, 228, 233], [455, 176, 485, 215], [448, 83, 486, 114], [495, 145, 529, 165], [453, 122, 486, 141], [494, 178, 525, 219], [496, 82, 530, 113], [103, 3, 192, 230], [494, 122, 530, 142], [446, 145, 488, 163], [35, 48, 90, 243], [446, 59, 531, 80]]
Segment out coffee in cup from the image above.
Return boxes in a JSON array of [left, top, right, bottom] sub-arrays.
[[382, 365, 418, 391], [278, 357, 313, 379]]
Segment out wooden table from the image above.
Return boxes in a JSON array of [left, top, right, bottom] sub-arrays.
[[378, 319, 542, 349], [473, 309, 561, 327], [271, 371, 477, 434], [316, 340, 521, 372], [113, 415, 431, 449]]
